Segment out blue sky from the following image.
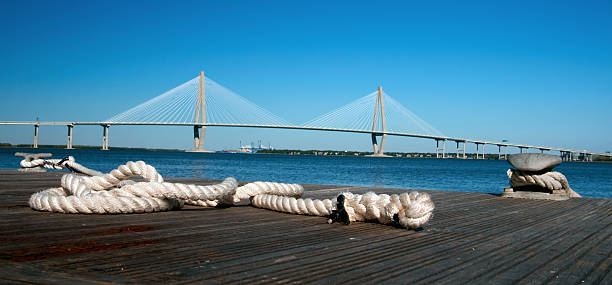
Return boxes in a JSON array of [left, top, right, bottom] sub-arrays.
[[1, 0, 611, 153]]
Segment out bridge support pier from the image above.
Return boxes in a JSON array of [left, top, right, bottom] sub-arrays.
[[370, 133, 387, 156], [496, 145, 507, 160], [436, 140, 439, 158], [481, 143, 485, 159], [372, 133, 379, 154], [101, 125, 109, 150], [187, 71, 213, 153], [456, 141, 460, 159], [66, 124, 73, 149], [33, 124, 39, 148], [368, 86, 388, 157], [193, 125, 206, 151], [474, 143, 486, 159], [560, 151, 565, 161], [435, 139, 446, 158], [379, 133, 387, 155], [442, 139, 446, 158]]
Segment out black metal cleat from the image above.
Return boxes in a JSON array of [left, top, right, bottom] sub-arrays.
[[327, 194, 350, 225]]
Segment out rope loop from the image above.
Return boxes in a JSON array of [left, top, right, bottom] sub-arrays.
[[507, 169, 580, 197], [27, 160, 434, 229]]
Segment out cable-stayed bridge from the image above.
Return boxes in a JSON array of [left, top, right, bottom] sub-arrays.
[[1, 71, 608, 160]]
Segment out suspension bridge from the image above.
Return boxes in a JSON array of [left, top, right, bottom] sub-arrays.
[[1, 71, 609, 161]]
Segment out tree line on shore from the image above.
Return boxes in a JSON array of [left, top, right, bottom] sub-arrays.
[[2, 142, 609, 161]]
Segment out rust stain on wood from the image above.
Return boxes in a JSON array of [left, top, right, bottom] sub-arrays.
[[2, 240, 155, 262], [90, 225, 155, 235]]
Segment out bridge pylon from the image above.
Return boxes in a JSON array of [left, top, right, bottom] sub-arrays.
[[368, 86, 390, 157], [188, 71, 213, 153]]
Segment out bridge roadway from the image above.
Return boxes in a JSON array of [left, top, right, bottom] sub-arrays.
[[0, 121, 609, 158]]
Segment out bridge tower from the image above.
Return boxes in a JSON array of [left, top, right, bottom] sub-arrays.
[[189, 71, 212, 152], [369, 86, 388, 157]]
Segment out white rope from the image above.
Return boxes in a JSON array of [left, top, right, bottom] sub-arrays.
[[252, 191, 435, 229], [20, 158, 61, 169], [27, 160, 435, 229], [233, 181, 303, 202], [184, 199, 221, 207], [19, 155, 104, 176], [339, 191, 435, 229], [251, 194, 335, 216], [507, 169, 581, 198], [30, 161, 243, 213]]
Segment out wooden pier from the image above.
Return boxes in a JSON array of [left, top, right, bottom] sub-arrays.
[[0, 170, 610, 284]]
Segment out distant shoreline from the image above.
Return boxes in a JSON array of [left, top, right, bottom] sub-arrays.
[[0, 143, 496, 159], [0, 143, 182, 152], [2, 143, 610, 161]]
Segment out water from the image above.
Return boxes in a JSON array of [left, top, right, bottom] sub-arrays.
[[2, 147, 611, 198]]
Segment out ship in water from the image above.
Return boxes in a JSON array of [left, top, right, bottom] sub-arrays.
[[218, 140, 273, 154]]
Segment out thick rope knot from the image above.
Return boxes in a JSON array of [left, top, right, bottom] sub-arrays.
[[396, 192, 436, 229], [507, 169, 580, 197], [27, 160, 435, 229], [28, 161, 300, 214], [29, 161, 186, 214], [80, 161, 163, 191], [252, 191, 435, 229], [330, 191, 435, 229]]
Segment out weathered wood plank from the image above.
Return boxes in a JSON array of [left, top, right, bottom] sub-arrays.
[[0, 170, 610, 284]]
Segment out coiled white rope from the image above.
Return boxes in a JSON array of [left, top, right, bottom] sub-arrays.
[[28, 160, 435, 229], [507, 169, 581, 198], [341, 191, 435, 229], [252, 191, 435, 229], [29, 161, 299, 214]]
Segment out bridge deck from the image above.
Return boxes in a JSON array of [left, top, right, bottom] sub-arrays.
[[0, 170, 610, 284], [2, 121, 609, 157]]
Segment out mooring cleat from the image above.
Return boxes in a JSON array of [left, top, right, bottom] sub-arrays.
[[327, 194, 350, 225]]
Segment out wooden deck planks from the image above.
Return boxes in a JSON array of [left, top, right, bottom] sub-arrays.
[[0, 170, 610, 284]]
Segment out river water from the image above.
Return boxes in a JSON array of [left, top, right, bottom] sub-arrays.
[[2, 147, 611, 198]]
